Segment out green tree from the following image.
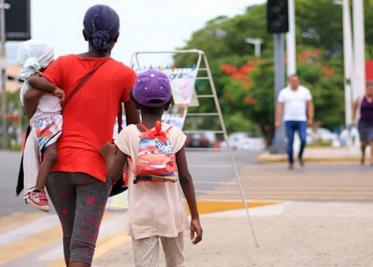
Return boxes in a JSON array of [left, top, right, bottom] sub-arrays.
[[176, 0, 371, 144]]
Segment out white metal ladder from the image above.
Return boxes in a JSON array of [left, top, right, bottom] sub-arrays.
[[130, 49, 259, 247]]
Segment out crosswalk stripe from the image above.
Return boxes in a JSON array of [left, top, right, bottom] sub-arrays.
[[38, 244, 64, 262], [47, 230, 131, 267], [0, 214, 58, 246], [37, 212, 119, 262], [0, 212, 42, 234], [0, 212, 116, 265], [93, 231, 131, 261], [0, 226, 61, 266], [36, 212, 125, 265]]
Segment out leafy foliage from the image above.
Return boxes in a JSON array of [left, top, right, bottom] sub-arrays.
[[176, 1, 373, 143]]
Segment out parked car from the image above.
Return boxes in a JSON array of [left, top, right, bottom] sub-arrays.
[[221, 132, 266, 151], [186, 132, 216, 148]]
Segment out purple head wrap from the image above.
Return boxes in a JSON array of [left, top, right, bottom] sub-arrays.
[[83, 5, 120, 52]]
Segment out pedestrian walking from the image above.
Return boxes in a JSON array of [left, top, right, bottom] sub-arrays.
[[26, 5, 139, 267], [275, 74, 314, 169], [352, 81, 373, 165], [101, 70, 203, 267]]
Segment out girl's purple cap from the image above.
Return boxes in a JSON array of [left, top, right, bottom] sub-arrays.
[[132, 70, 172, 107]]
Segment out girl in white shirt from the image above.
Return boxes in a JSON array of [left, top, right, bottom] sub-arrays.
[[101, 70, 202, 267]]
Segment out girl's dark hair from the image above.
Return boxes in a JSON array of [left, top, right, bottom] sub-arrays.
[[83, 5, 120, 53]]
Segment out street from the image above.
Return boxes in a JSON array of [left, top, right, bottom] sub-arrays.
[[1, 0, 373, 266], [1, 150, 373, 266], [0, 150, 259, 217], [0, 152, 30, 216]]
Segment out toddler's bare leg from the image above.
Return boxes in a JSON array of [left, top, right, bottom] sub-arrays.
[[36, 143, 58, 190]]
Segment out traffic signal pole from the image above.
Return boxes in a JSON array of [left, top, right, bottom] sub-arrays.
[[0, 0, 9, 149], [267, 0, 288, 153], [270, 34, 286, 153]]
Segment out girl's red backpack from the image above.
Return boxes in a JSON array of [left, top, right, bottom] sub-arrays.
[[134, 121, 177, 183]]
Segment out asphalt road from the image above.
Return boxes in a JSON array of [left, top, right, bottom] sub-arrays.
[[0, 152, 31, 216], [0, 150, 259, 217], [1, 150, 373, 266], [4, 148, 373, 217]]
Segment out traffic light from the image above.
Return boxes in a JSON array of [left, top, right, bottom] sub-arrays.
[[267, 0, 289, 34], [5, 0, 31, 41]]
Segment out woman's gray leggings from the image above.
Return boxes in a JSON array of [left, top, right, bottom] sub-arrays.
[[46, 172, 111, 265]]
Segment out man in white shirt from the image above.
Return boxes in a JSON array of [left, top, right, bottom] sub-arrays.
[[275, 74, 314, 169]]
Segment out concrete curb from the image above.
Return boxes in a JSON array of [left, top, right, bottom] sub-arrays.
[[257, 153, 361, 163], [256, 147, 364, 163]]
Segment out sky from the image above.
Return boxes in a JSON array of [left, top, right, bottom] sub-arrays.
[[6, 0, 265, 65]]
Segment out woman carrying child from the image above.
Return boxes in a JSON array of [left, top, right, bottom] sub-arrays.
[[27, 5, 139, 267]]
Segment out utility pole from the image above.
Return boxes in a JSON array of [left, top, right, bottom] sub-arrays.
[[352, 0, 365, 99], [270, 33, 287, 153], [0, 0, 9, 149], [342, 0, 353, 128], [267, 0, 288, 154], [286, 0, 296, 76]]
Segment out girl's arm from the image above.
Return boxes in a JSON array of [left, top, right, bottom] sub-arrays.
[[28, 73, 65, 101], [124, 99, 140, 125], [100, 142, 127, 181], [176, 146, 203, 244]]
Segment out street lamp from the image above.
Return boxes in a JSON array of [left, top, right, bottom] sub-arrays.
[[245, 38, 262, 57]]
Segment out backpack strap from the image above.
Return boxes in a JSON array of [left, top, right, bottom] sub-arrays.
[[137, 121, 171, 140]]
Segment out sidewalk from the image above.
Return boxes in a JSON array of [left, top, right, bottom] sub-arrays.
[[203, 161, 373, 201], [95, 201, 373, 267], [1, 151, 373, 266], [257, 147, 365, 163]]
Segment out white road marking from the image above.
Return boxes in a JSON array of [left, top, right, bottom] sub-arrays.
[[0, 214, 59, 246]]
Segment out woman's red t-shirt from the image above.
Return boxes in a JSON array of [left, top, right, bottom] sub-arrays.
[[43, 54, 136, 182]]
